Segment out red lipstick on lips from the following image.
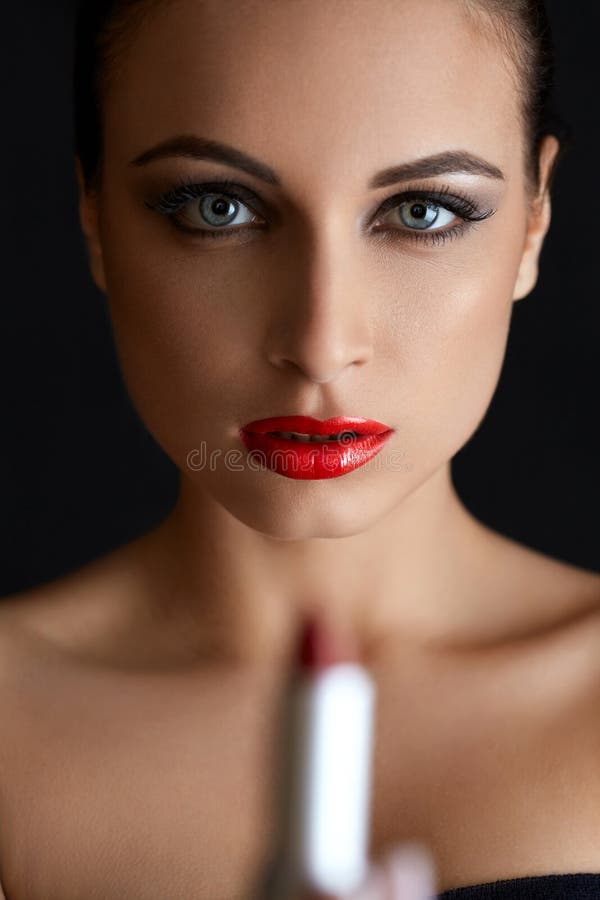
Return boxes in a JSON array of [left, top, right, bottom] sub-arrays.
[[238, 416, 394, 480]]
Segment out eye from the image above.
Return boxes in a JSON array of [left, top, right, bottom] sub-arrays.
[[145, 180, 265, 237], [383, 199, 455, 232], [178, 192, 261, 232], [368, 187, 497, 247]]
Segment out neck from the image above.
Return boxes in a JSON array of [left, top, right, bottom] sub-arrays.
[[134, 462, 497, 668]]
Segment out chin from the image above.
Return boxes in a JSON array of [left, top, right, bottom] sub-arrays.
[[206, 467, 418, 541]]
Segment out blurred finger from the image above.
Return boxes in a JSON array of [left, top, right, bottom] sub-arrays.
[[382, 842, 437, 898], [301, 863, 387, 899], [297, 843, 437, 900]]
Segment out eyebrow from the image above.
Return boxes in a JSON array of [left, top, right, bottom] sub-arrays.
[[129, 135, 505, 188]]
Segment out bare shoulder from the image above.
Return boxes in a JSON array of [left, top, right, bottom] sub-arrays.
[[474, 517, 600, 634], [0, 531, 158, 669], [0, 539, 154, 889], [478, 526, 600, 720], [0, 551, 124, 729]]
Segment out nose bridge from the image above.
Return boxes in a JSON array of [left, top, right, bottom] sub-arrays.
[[264, 218, 374, 384]]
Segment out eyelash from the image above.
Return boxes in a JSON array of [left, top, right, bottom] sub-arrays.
[[144, 177, 497, 247]]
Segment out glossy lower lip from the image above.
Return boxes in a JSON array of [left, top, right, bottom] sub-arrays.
[[239, 416, 394, 480]]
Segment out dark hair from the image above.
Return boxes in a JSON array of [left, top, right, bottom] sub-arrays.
[[74, 0, 160, 192], [462, 0, 572, 200], [73, 0, 572, 196]]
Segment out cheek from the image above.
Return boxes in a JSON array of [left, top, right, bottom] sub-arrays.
[[384, 235, 522, 463], [98, 214, 262, 456]]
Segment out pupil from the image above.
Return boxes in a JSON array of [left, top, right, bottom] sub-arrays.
[[411, 203, 427, 219], [212, 198, 229, 216]]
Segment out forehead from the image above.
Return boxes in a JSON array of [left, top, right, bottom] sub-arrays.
[[103, 0, 521, 190]]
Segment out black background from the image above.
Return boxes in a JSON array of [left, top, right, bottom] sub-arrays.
[[1, 1, 598, 598]]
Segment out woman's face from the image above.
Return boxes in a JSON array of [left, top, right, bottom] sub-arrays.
[[80, 0, 557, 540]]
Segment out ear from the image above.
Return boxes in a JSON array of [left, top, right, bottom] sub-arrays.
[[75, 157, 108, 294], [512, 134, 561, 302]]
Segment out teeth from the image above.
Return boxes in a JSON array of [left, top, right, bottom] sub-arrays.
[[309, 434, 337, 442], [270, 431, 358, 442]]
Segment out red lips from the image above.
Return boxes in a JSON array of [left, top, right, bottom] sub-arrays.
[[239, 416, 394, 480]]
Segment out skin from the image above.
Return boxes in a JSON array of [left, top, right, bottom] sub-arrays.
[[2, 1, 600, 898]]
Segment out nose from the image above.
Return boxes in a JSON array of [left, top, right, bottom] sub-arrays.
[[264, 244, 374, 385]]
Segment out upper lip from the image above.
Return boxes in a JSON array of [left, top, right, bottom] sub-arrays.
[[240, 416, 393, 436]]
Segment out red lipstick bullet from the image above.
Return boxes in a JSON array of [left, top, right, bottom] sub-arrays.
[[257, 612, 376, 898]]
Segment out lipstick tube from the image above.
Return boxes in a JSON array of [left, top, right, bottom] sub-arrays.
[[258, 614, 376, 899]]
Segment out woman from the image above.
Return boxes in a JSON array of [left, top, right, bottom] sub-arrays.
[[0, 0, 599, 897]]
